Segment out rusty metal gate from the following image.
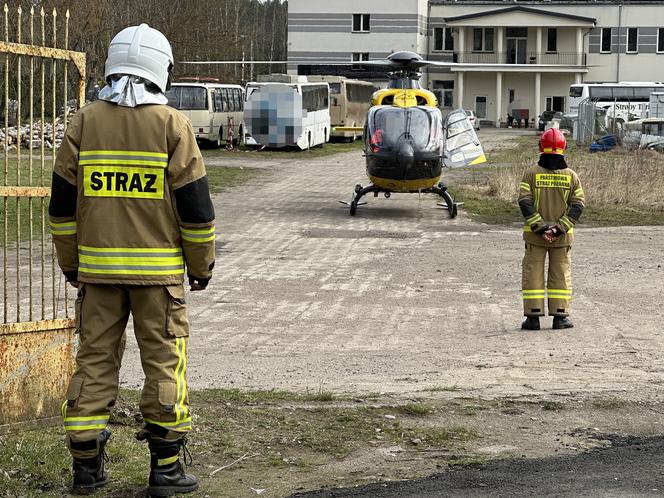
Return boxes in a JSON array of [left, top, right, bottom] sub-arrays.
[[0, 4, 85, 425]]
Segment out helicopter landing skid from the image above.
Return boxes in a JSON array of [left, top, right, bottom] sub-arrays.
[[428, 182, 459, 219], [346, 184, 380, 216]]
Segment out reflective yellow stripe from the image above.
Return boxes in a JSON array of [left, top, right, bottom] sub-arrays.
[[158, 455, 179, 466], [526, 213, 542, 224], [80, 150, 168, 158], [77, 246, 185, 276], [79, 246, 181, 254], [143, 417, 192, 431], [63, 414, 110, 431], [174, 337, 190, 425], [50, 221, 77, 235], [574, 188, 584, 197], [540, 147, 565, 155], [180, 227, 215, 243], [63, 414, 111, 422], [79, 159, 168, 167], [520, 182, 531, 191], [522, 289, 546, 299], [523, 295, 546, 299]]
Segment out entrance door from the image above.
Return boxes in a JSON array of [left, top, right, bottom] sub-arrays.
[[475, 96, 487, 119], [545, 96, 566, 112], [506, 38, 527, 64]]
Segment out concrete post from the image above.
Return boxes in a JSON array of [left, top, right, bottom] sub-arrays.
[[457, 72, 465, 109], [576, 27, 584, 66], [535, 72, 542, 124], [458, 27, 465, 63], [496, 72, 503, 127], [497, 27, 504, 63], [536, 27, 542, 64]]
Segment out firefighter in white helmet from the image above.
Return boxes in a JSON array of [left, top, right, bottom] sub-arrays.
[[50, 24, 213, 495]]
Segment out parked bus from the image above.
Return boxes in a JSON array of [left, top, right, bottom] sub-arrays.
[[569, 82, 664, 122], [165, 80, 244, 147], [307, 76, 375, 141], [244, 81, 330, 149]]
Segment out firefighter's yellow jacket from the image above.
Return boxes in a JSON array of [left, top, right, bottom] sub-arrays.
[[518, 155, 585, 247], [49, 100, 215, 285]]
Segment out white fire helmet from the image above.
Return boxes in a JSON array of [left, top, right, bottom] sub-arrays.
[[104, 24, 173, 93]]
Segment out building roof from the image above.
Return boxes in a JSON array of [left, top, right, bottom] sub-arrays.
[[443, 5, 596, 24]]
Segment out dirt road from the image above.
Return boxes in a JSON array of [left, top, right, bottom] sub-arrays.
[[120, 131, 664, 404]]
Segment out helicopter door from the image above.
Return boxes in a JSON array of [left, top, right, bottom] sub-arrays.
[[443, 109, 486, 168]]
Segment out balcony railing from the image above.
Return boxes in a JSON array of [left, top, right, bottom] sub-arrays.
[[452, 52, 586, 65]]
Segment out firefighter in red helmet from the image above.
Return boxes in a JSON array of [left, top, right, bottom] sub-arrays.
[[518, 128, 585, 330]]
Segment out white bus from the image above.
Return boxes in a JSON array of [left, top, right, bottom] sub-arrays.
[[165, 81, 245, 147], [569, 82, 664, 123], [307, 76, 375, 141], [244, 82, 330, 149]]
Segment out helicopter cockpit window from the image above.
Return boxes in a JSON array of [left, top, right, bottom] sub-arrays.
[[368, 106, 443, 153]]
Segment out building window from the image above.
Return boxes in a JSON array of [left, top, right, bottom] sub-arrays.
[[658, 28, 664, 53], [547, 28, 557, 53], [509, 89, 515, 104], [601, 27, 612, 53], [473, 27, 494, 52], [352, 14, 370, 32], [433, 80, 454, 108], [627, 28, 638, 53], [352, 52, 369, 62], [433, 27, 454, 51]]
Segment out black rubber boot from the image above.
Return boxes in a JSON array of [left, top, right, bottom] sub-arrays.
[[71, 429, 111, 495], [553, 316, 574, 329], [521, 316, 540, 330], [145, 435, 199, 497]]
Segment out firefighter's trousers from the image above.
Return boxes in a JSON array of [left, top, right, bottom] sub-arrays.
[[62, 283, 191, 458], [522, 243, 572, 317]]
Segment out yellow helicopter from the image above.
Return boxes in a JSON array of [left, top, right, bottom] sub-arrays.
[[335, 51, 486, 217]]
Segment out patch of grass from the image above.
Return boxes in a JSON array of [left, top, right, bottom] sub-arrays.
[[205, 165, 259, 194], [191, 388, 341, 404], [540, 401, 565, 411], [202, 139, 362, 160], [448, 456, 487, 468], [422, 384, 460, 392], [397, 403, 434, 416], [387, 424, 480, 448], [591, 397, 628, 410], [0, 389, 491, 497]]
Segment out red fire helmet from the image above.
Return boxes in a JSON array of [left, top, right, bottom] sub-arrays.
[[539, 128, 567, 155]]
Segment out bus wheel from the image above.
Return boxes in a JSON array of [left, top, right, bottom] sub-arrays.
[[233, 126, 242, 147], [314, 129, 326, 148]]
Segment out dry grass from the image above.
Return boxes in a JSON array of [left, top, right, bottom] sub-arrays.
[[455, 135, 664, 225], [487, 142, 664, 211]]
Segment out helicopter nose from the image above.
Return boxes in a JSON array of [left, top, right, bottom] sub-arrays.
[[397, 141, 415, 168]]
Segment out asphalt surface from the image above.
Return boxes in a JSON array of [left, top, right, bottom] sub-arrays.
[[290, 436, 664, 498]]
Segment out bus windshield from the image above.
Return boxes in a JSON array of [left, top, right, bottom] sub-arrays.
[[569, 86, 583, 98], [166, 86, 208, 110]]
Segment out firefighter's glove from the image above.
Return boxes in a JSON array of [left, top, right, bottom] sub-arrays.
[[188, 275, 211, 292], [64, 270, 80, 288], [532, 223, 550, 235]]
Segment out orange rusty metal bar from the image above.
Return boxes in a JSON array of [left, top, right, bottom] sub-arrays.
[[0, 41, 86, 106], [0, 318, 74, 335], [0, 186, 51, 197]]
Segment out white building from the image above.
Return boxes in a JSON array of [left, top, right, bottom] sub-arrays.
[[288, 0, 664, 126]]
